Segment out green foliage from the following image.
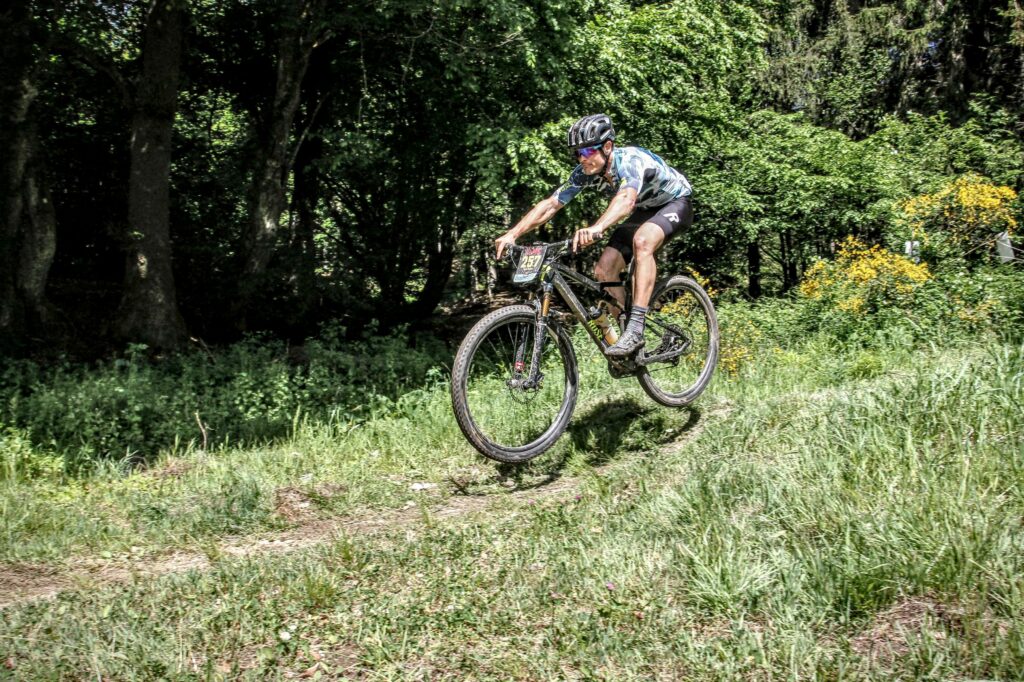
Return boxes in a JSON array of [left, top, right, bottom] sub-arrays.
[[712, 242, 1024, 376], [759, 0, 1024, 135], [462, 0, 769, 256], [681, 102, 1024, 298], [921, 264, 1024, 339], [8, 0, 1024, 351], [691, 110, 900, 290], [0, 425, 64, 482], [866, 112, 1024, 194], [0, 330, 448, 470]]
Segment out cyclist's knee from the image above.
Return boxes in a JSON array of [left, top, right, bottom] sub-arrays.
[[632, 232, 658, 257]]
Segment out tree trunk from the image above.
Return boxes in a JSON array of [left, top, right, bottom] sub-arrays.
[[780, 230, 798, 292], [237, 0, 325, 327], [115, 0, 187, 351], [1, 1, 57, 348], [0, 70, 35, 340], [288, 132, 323, 331], [747, 239, 762, 299], [486, 258, 497, 300], [18, 134, 57, 325], [401, 178, 478, 321]]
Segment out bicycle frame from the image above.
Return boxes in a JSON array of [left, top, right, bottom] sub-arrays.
[[549, 262, 628, 351], [509, 242, 691, 385], [511, 244, 633, 386]]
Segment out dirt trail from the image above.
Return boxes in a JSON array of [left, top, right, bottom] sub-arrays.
[[0, 403, 728, 610], [0, 481, 575, 609]]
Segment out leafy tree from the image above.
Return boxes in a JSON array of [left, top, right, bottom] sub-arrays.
[[3, 0, 1023, 356], [116, 0, 189, 350], [760, 0, 1024, 136], [0, 1, 59, 351], [698, 110, 907, 294]]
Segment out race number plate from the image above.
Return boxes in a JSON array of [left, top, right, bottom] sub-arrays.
[[513, 245, 547, 283]]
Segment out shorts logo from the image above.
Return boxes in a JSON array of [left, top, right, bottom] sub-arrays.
[[663, 212, 680, 223]]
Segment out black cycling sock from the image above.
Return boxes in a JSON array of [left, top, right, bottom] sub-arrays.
[[625, 306, 648, 336]]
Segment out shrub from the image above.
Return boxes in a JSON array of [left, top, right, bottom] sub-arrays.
[[0, 329, 449, 470], [923, 265, 1024, 340], [716, 308, 765, 376], [898, 173, 1019, 263], [798, 237, 932, 340], [0, 425, 64, 481]]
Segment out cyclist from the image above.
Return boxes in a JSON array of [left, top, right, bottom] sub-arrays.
[[494, 113, 693, 356]]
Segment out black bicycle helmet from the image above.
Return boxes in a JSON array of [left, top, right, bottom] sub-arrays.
[[567, 114, 616, 150]]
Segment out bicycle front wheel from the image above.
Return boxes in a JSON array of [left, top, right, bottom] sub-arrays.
[[636, 276, 719, 407], [451, 305, 578, 463]]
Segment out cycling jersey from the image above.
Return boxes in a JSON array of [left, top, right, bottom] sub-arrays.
[[551, 145, 692, 210]]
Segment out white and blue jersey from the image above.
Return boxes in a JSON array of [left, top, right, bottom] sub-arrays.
[[551, 146, 692, 209]]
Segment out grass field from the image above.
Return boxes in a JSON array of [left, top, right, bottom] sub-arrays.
[[1, 331, 1022, 680]]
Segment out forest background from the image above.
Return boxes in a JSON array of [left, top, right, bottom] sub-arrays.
[[3, 1, 1024, 678], [3, 0, 1024, 467], [3, 0, 1022, 353]]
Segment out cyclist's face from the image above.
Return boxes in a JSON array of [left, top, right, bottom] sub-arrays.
[[577, 142, 608, 174]]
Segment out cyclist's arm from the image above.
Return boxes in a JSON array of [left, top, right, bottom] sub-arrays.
[[496, 196, 564, 257], [590, 186, 638, 233]]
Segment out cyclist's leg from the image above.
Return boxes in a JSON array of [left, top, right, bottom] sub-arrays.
[[594, 245, 627, 318], [630, 222, 666, 308], [607, 197, 692, 356], [631, 196, 693, 306]]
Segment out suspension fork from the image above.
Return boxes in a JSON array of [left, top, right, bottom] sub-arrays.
[[530, 284, 554, 374], [509, 283, 553, 390]]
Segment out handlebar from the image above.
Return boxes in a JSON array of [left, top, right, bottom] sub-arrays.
[[500, 238, 574, 263]]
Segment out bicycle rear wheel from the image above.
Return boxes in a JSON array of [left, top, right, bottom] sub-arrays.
[[451, 305, 578, 463], [636, 276, 718, 407]]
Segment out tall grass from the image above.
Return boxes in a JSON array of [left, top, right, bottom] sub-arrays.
[[0, 329, 448, 471], [3, 254, 1024, 677], [1, 324, 1021, 678]]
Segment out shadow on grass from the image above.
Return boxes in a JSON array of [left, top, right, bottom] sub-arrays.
[[453, 396, 702, 496]]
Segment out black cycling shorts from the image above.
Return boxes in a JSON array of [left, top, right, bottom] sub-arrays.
[[606, 195, 693, 264]]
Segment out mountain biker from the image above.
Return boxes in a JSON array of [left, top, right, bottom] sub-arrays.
[[494, 114, 693, 356]]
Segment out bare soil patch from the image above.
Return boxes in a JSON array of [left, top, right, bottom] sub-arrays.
[[849, 595, 1012, 669], [274, 483, 348, 523], [850, 596, 949, 667]]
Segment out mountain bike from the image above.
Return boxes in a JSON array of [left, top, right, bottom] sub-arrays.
[[451, 239, 718, 463]]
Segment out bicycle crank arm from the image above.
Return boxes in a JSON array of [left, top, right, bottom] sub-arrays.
[[637, 338, 692, 366]]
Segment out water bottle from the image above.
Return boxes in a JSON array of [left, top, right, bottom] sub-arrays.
[[593, 302, 619, 345]]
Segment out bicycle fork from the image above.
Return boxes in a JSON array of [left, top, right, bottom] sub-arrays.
[[508, 286, 553, 390]]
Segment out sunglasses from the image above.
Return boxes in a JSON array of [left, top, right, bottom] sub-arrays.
[[575, 144, 603, 160]]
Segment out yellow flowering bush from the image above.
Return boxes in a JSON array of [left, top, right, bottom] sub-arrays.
[[899, 174, 1018, 258], [801, 237, 930, 304], [717, 317, 763, 376], [686, 267, 717, 299], [799, 237, 931, 336]]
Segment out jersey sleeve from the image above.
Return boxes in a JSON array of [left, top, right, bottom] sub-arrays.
[[551, 165, 588, 206], [616, 152, 645, 194]]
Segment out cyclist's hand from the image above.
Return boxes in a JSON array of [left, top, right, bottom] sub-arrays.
[[572, 226, 604, 252], [495, 233, 517, 259]]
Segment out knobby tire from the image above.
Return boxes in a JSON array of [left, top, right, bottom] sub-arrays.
[[451, 305, 579, 463], [636, 276, 719, 407]]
